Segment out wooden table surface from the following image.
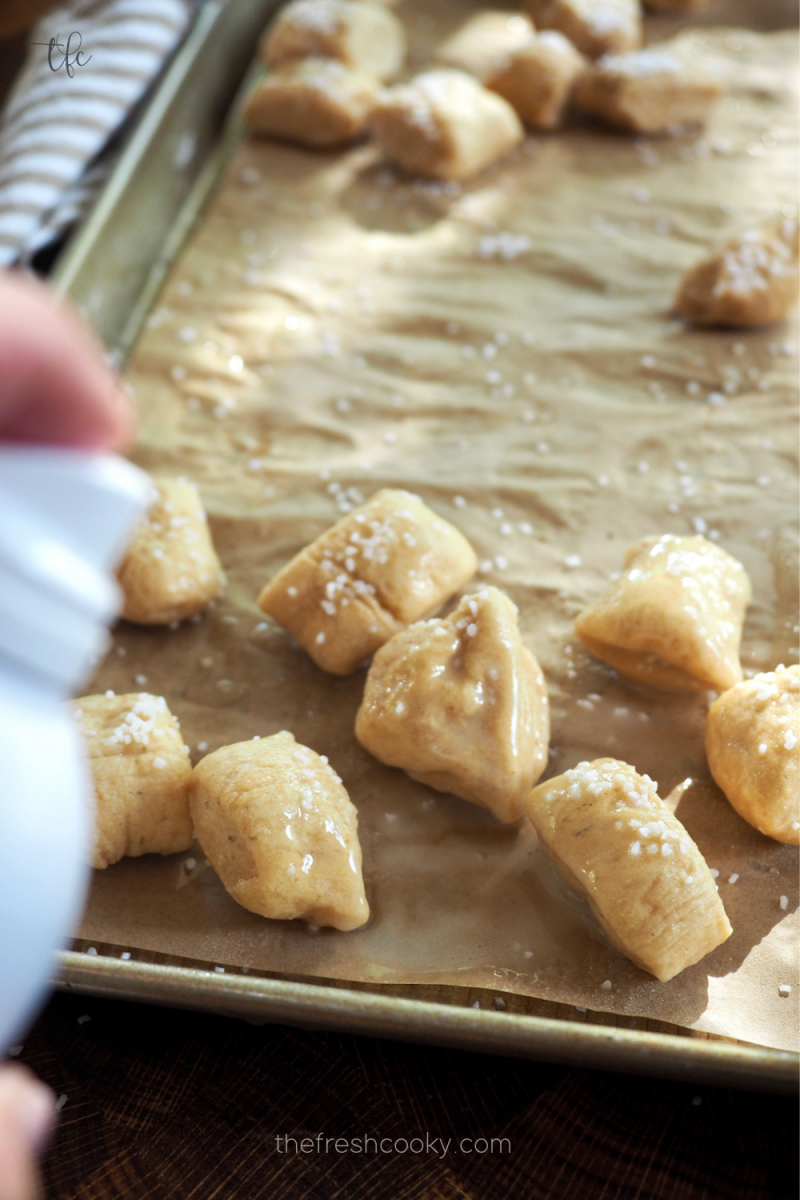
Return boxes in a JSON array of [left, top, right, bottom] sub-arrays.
[[11, 990, 798, 1199]]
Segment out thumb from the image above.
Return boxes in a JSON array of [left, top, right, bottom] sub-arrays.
[[0, 1065, 56, 1200]]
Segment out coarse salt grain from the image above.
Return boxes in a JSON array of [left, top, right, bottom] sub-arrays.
[[779, 895, 789, 910]]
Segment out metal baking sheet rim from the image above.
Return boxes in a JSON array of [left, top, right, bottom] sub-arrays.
[[55, 951, 798, 1092], [50, 0, 799, 1092]]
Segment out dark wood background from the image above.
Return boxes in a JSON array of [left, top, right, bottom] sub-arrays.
[[11, 990, 798, 1199]]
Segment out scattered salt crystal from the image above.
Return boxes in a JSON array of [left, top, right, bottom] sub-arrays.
[[565, 555, 581, 569], [600, 980, 612, 991], [778, 984, 792, 997], [779, 895, 788, 910], [55, 1095, 68, 1111], [710, 869, 719, 879], [493, 997, 507, 1011], [120, 951, 131, 960]]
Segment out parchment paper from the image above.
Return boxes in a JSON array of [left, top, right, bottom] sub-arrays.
[[78, 0, 799, 1052]]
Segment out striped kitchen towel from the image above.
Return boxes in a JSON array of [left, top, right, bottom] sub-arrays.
[[0, 0, 194, 268]]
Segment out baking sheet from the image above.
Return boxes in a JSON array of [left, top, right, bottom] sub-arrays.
[[77, 0, 799, 1053]]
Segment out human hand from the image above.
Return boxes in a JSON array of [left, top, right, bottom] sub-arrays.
[[0, 271, 133, 449], [0, 1065, 55, 1200], [0, 271, 134, 1197]]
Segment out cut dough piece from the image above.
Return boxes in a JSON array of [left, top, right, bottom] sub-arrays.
[[189, 732, 369, 930], [572, 45, 723, 134], [370, 69, 524, 182], [355, 587, 550, 823], [243, 59, 379, 147], [524, 0, 641, 59], [526, 758, 732, 981], [487, 31, 586, 129], [676, 217, 799, 328], [73, 692, 193, 870], [258, 489, 477, 675], [434, 11, 536, 82], [117, 477, 223, 625], [575, 534, 751, 693], [706, 665, 800, 845], [261, 0, 405, 82]]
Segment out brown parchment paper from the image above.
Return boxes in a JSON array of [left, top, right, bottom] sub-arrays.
[[78, 0, 799, 1052]]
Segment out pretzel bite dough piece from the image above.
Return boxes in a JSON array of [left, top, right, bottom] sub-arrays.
[[243, 59, 378, 147], [435, 11, 536, 82], [370, 70, 524, 182], [73, 693, 193, 870], [575, 534, 751, 693], [117, 478, 222, 625], [487, 31, 586, 129], [676, 217, 799, 328], [527, 758, 732, 980], [261, 0, 405, 82], [524, 0, 641, 59], [706, 666, 800, 845], [573, 46, 723, 134], [258, 489, 476, 675], [355, 588, 549, 823], [189, 732, 369, 930]]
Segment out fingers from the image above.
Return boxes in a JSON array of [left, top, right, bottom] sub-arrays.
[[0, 272, 135, 451], [0, 1065, 55, 1200]]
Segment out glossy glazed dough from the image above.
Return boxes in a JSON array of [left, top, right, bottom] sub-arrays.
[[243, 59, 379, 148], [676, 217, 799, 328], [189, 732, 369, 930], [706, 665, 800, 845], [258, 488, 476, 675], [355, 587, 550, 823], [117, 477, 223, 625], [73, 692, 193, 870], [575, 534, 752, 693], [573, 45, 724, 134], [487, 31, 586, 129], [370, 69, 524, 182], [261, 0, 406, 82], [434, 10, 536, 82], [524, 0, 641, 59], [526, 758, 732, 981]]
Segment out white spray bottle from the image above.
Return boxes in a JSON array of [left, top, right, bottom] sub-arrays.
[[0, 447, 150, 1051]]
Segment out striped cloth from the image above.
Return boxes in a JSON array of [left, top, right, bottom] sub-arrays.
[[0, 0, 194, 267]]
